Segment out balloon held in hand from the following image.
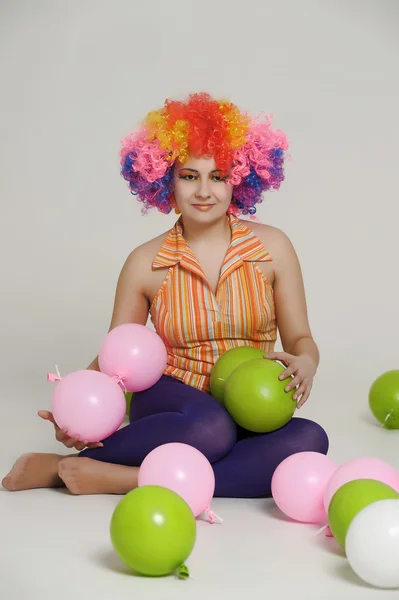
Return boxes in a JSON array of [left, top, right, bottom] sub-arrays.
[[49, 369, 126, 443], [210, 346, 265, 404], [98, 323, 167, 392], [223, 358, 297, 432]]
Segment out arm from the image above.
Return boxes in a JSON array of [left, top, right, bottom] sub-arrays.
[[273, 231, 318, 365], [39, 247, 151, 450], [87, 247, 150, 371], [263, 228, 318, 407]]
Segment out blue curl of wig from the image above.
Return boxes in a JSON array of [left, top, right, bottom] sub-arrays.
[[121, 152, 175, 214]]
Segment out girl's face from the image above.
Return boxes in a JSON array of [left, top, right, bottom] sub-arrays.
[[173, 155, 233, 222]]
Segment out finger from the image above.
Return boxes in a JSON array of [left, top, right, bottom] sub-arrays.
[[266, 354, 291, 368], [297, 392, 308, 408], [279, 364, 297, 381], [74, 440, 103, 451], [55, 427, 69, 442], [297, 384, 312, 408], [73, 441, 88, 451], [264, 352, 291, 362], [63, 436, 81, 449], [38, 410, 60, 430], [285, 374, 303, 392], [38, 410, 53, 422], [294, 382, 308, 402]]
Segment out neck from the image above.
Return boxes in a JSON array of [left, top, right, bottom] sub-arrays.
[[180, 214, 231, 245]]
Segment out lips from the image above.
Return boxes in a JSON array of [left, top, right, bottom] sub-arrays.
[[192, 204, 215, 212]]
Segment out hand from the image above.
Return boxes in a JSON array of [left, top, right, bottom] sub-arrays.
[[264, 351, 317, 408], [38, 410, 103, 451]]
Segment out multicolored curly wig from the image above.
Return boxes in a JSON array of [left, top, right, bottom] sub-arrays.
[[120, 92, 289, 216]]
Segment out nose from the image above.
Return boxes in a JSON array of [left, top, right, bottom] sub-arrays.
[[195, 176, 211, 200]]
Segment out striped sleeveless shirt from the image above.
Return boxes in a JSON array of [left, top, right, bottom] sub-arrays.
[[150, 214, 277, 393]]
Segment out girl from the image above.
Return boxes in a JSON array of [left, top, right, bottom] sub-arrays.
[[3, 93, 328, 496]]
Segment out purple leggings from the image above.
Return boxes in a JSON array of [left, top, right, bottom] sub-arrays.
[[81, 375, 329, 497]]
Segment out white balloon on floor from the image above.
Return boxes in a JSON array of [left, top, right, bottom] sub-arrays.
[[345, 498, 399, 589]]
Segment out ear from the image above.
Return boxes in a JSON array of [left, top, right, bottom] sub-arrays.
[[170, 192, 181, 214]]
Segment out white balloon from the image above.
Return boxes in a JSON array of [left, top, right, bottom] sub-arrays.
[[346, 499, 399, 589]]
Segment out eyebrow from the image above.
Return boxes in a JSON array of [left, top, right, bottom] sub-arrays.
[[178, 168, 225, 174]]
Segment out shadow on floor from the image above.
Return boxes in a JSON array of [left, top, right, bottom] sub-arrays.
[[334, 562, 372, 589], [92, 549, 135, 576]]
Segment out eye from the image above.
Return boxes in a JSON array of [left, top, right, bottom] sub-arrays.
[[211, 171, 229, 182], [178, 173, 198, 181]]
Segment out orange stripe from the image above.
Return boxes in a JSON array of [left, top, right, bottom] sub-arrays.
[[150, 215, 277, 393]]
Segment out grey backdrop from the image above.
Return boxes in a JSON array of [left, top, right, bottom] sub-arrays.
[[1, 0, 398, 449]]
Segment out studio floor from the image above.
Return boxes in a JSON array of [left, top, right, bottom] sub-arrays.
[[1, 372, 398, 600]]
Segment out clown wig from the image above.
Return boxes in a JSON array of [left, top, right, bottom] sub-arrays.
[[120, 92, 289, 216]]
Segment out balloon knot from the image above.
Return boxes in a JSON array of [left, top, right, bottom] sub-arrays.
[[207, 508, 216, 524], [315, 524, 328, 537], [205, 507, 223, 524], [325, 525, 333, 537], [382, 412, 393, 428], [176, 564, 190, 580], [111, 374, 127, 393], [47, 365, 62, 382], [47, 373, 61, 382]]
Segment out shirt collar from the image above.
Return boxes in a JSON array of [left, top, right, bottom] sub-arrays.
[[152, 214, 271, 274]]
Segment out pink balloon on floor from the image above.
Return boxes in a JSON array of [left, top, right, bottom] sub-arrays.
[[271, 451, 338, 523], [323, 457, 399, 512], [138, 443, 215, 518], [98, 324, 167, 392], [50, 370, 126, 443]]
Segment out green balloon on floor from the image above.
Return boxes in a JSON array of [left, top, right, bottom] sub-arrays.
[[210, 346, 265, 404], [224, 358, 297, 432], [369, 370, 399, 429], [328, 479, 399, 549], [110, 486, 197, 577]]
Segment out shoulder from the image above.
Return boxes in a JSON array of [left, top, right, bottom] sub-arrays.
[[121, 228, 171, 278], [133, 230, 171, 260], [239, 219, 296, 259]]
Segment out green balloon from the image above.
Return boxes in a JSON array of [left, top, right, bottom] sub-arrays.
[[210, 346, 265, 404], [224, 358, 297, 432], [125, 392, 133, 418], [328, 479, 399, 549], [110, 486, 197, 577], [369, 370, 399, 429]]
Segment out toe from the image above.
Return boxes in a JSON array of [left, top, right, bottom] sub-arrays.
[[2, 475, 12, 490], [58, 456, 73, 477], [58, 457, 81, 495]]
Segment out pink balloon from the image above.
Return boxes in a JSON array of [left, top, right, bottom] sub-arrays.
[[98, 324, 167, 392], [324, 457, 399, 512], [51, 370, 126, 443], [138, 443, 215, 517], [271, 452, 338, 523]]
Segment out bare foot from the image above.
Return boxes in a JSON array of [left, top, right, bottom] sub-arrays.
[[2, 453, 66, 491], [58, 457, 139, 495]]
